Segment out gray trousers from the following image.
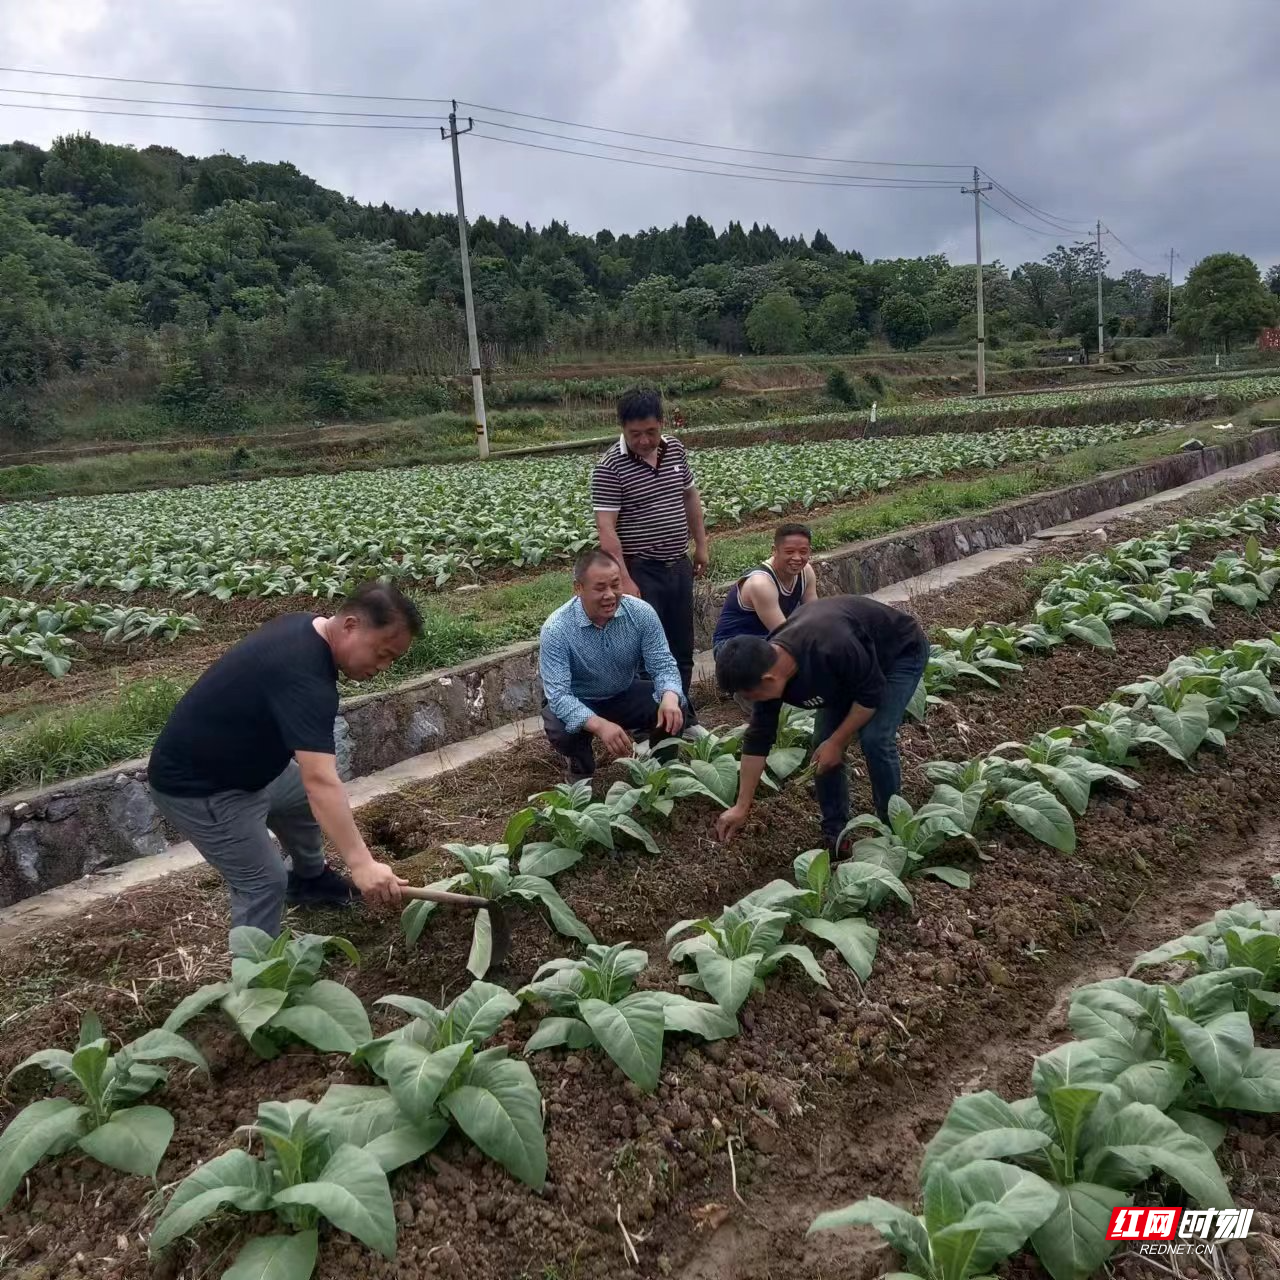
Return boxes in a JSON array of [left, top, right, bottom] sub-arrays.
[[149, 762, 325, 936]]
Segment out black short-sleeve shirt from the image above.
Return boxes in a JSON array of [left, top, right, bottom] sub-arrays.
[[149, 613, 340, 797]]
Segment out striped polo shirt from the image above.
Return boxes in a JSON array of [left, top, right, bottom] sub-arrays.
[[591, 435, 696, 561]]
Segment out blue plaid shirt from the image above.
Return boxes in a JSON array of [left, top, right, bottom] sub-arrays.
[[539, 595, 684, 733]]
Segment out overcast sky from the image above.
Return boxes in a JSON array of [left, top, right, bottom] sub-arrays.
[[3, 0, 1277, 278]]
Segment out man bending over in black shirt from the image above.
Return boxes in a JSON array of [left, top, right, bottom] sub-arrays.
[[713, 595, 930, 852], [149, 581, 421, 939]]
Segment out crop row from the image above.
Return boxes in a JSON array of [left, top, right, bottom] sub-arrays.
[[5, 619, 1278, 1280], [0, 419, 1177, 601], [0, 596, 202, 677], [682, 372, 1280, 436], [813, 895, 1280, 1280]]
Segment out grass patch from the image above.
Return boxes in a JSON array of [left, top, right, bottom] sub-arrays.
[[0, 677, 188, 793]]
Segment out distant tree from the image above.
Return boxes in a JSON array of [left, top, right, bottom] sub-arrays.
[[880, 292, 931, 350], [812, 228, 837, 255], [1177, 253, 1277, 350], [1267, 263, 1280, 298], [1010, 261, 1058, 328], [745, 291, 807, 353], [808, 292, 868, 353]]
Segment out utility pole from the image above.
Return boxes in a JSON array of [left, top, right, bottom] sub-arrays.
[[442, 101, 490, 459], [1096, 219, 1105, 361], [1166, 247, 1175, 334], [962, 167, 993, 395]]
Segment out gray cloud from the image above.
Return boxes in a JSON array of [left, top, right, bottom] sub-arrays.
[[3, 0, 1277, 275]]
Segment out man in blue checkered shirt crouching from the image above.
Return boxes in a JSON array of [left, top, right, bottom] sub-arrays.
[[538, 548, 686, 779]]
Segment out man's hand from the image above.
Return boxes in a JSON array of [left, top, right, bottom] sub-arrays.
[[692, 547, 709, 578], [812, 736, 847, 775], [350, 858, 407, 909], [656, 691, 684, 737], [589, 716, 634, 758], [716, 803, 750, 843], [620, 575, 643, 598]]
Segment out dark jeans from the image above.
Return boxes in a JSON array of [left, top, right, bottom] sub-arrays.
[[627, 554, 697, 725], [542, 678, 665, 778], [149, 762, 324, 936], [817, 636, 931, 845]]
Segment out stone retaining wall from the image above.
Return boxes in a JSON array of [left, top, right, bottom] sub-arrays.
[[3, 428, 1276, 906]]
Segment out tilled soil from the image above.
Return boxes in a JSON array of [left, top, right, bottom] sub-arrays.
[[4, 532, 1280, 1277]]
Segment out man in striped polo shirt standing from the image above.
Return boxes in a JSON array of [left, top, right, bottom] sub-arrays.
[[592, 388, 709, 725]]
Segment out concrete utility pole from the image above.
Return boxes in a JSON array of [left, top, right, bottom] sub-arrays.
[[442, 101, 490, 460], [1166, 247, 1175, 334], [962, 167, 993, 395], [1096, 219, 1105, 360]]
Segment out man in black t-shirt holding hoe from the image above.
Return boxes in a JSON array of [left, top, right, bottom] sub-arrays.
[[713, 595, 930, 853], [148, 582, 420, 939]]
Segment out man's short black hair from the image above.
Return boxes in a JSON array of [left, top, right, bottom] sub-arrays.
[[338, 580, 424, 637], [617, 386, 663, 426], [716, 635, 777, 695], [774, 522, 812, 545], [574, 548, 621, 582]]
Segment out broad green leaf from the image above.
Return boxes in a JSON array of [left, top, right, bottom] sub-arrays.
[[517, 842, 583, 879], [997, 782, 1076, 853], [439, 1052, 547, 1188], [77, 1105, 174, 1178], [922, 1091, 1044, 1175], [655, 994, 740, 1043], [229, 926, 278, 961], [69, 1040, 111, 1103], [374, 994, 443, 1024], [835, 859, 913, 907], [1029, 762, 1092, 816], [447, 981, 520, 1045], [161, 981, 233, 1033], [232, 956, 292, 989], [508, 875, 596, 948], [127, 1029, 209, 1074], [610, 811, 659, 855], [686, 757, 739, 808], [767, 746, 806, 780], [800, 917, 878, 980], [150, 1148, 271, 1251], [310, 1085, 444, 1172], [766, 943, 831, 989], [1031, 1041, 1110, 1106], [4, 1048, 76, 1089], [1045, 1087, 1101, 1174], [1170, 1108, 1228, 1151], [808, 1196, 931, 1275], [223, 1231, 318, 1280], [919, 865, 971, 889], [466, 910, 494, 980], [223, 987, 289, 1043], [1063, 616, 1114, 649], [922, 1164, 966, 1232], [1030, 1183, 1125, 1280], [952, 1160, 1060, 1271], [268, 981, 371, 1054], [381, 1041, 472, 1124], [1218, 1047, 1280, 1112], [1167, 1011, 1253, 1102], [1095, 1102, 1232, 1208], [0, 1099, 89, 1208], [524, 1017, 598, 1053], [580, 994, 666, 1092], [77, 1012, 104, 1048], [694, 951, 761, 1014], [272, 1143, 397, 1259]]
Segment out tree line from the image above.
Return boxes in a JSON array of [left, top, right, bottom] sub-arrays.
[[2, 132, 1277, 434]]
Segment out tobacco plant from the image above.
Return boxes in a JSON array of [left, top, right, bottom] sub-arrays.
[[520, 943, 737, 1091], [163, 928, 370, 1058], [1, 1012, 206, 1207]]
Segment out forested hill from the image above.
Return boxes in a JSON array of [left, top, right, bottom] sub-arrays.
[[5, 131, 1261, 441]]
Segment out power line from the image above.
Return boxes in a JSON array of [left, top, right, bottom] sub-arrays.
[[0, 64, 450, 105], [469, 129, 961, 189], [1103, 225, 1163, 269], [471, 116, 961, 185], [460, 98, 970, 170], [0, 85, 449, 121], [0, 100, 448, 130], [978, 169, 1092, 233], [979, 194, 1075, 240]]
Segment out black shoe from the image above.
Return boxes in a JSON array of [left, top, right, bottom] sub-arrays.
[[286, 866, 359, 909]]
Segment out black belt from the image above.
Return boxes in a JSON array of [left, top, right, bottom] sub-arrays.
[[625, 553, 688, 566]]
